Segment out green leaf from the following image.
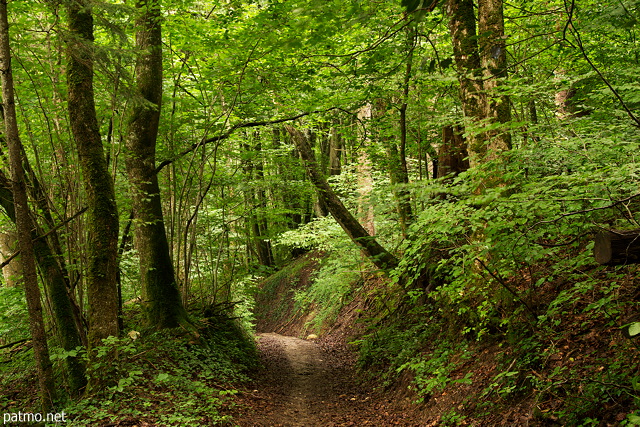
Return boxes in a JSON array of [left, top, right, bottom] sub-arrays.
[[622, 322, 640, 339], [627, 413, 640, 425]]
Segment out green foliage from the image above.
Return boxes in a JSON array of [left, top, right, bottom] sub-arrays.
[[440, 409, 468, 426], [277, 216, 348, 252], [0, 286, 29, 345], [294, 253, 362, 331], [62, 322, 255, 426], [3, 0, 640, 422], [398, 342, 473, 403]]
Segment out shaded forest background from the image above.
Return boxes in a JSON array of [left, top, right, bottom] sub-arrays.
[[0, 0, 639, 424]]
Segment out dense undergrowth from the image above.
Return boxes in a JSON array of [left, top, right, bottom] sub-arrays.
[[2, 119, 640, 425], [0, 307, 257, 426], [273, 118, 640, 424]]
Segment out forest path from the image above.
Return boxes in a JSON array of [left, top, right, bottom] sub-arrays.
[[233, 332, 423, 426]]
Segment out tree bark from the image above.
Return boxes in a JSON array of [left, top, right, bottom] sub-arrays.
[[438, 125, 469, 178], [242, 138, 274, 268], [478, 0, 512, 155], [0, 230, 20, 287], [447, 0, 486, 166], [329, 122, 342, 177], [393, 25, 416, 236], [0, 1, 56, 409], [0, 169, 87, 394], [285, 125, 398, 271], [125, 0, 187, 328], [65, 0, 120, 346]]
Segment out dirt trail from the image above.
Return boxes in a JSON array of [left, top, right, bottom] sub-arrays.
[[233, 333, 424, 427], [261, 333, 327, 426]]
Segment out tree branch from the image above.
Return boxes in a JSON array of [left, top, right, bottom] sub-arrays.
[[564, 0, 640, 127], [0, 207, 87, 270], [154, 107, 351, 174], [531, 192, 640, 228]]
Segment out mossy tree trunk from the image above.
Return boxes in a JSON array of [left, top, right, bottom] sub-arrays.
[[0, 1, 56, 409], [285, 125, 398, 271], [478, 0, 511, 155], [125, 0, 187, 328], [0, 230, 20, 287], [448, 0, 511, 166], [447, 0, 486, 167], [65, 0, 120, 346], [0, 170, 87, 395]]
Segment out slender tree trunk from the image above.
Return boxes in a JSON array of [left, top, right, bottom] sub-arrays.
[[328, 122, 342, 177], [356, 105, 376, 235], [254, 140, 275, 266], [1, 72, 88, 390], [315, 128, 330, 217], [0, 1, 56, 409], [242, 139, 274, 268], [0, 169, 87, 394], [478, 0, 511, 155], [65, 0, 120, 347], [394, 24, 416, 235], [125, 0, 187, 328], [285, 125, 398, 271], [0, 230, 20, 287]]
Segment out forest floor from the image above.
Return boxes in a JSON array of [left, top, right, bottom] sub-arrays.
[[231, 332, 425, 426], [236, 252, 640, 426]]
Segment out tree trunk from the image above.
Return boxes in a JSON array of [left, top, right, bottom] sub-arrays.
[[0, 230, 20, 287], [329, 121, 342, 177], [356, 105, 376, 235], [0, 169, 87, 394], [254, 140, 275, 267], [285, 125, 398, 271], [65, 0, 120, 347], [315, 128, 331, 217], [478, 0, 511, 156], [394, 24, 416, 235], [437, 125, 469, 178], [0, 1, 56, 409], [125, 0, 187, 329], [242, 138, 275, 268], [447, 0, 486, 166]]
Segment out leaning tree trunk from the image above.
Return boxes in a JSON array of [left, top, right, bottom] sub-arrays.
[[126, 0, 187, 329], [0, 169, 87, 395], [285, 125, 398, 271], [0, 1, 56, 409], [66, 0, 120, 347]]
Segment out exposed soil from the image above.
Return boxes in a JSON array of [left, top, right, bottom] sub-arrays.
[[233, 332, 425, 426]]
